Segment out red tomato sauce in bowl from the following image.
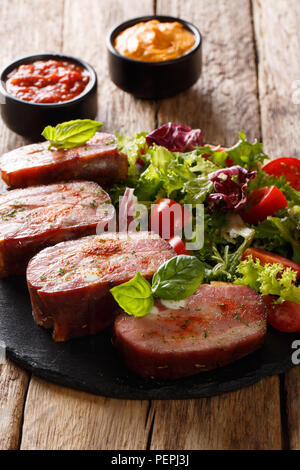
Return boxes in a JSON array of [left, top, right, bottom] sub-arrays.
[[5, 59, 90, 104]]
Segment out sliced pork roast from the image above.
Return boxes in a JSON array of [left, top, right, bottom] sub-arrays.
[[27, 232, 175, 342], [114, 283, 267, 379], [0, 133, 127, 188], [0, 181, 112, 277]]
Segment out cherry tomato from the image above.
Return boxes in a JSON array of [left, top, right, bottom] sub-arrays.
[[149, 199, 191, 239], [242, 186, 287, 224], [167, 236, 188, 255], [263, 295, 300, 332], [263, 157, 300, 191], [242, 247, 300, 279]]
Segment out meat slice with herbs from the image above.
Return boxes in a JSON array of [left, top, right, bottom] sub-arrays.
[[0, 133, 127, 188], [114, 283, 267, 379], [0, 181, 112, 277], [27, 232, 175, 342]]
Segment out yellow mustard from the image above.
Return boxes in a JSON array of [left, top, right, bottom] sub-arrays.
[[114, 20, 196, 62]]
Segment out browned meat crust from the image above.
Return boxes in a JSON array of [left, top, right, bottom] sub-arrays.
[[0, 133, 127, 188], [0, 181, 112, 277], [27, 232, 176, 342]]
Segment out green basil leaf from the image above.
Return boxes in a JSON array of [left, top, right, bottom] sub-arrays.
[[152, 255, 205, 300], [42, 119, 103, 149], [110, 272, 154, 317]]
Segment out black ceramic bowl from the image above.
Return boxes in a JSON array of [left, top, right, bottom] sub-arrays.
[[0, 53, 98, 140], [107, 15, 202, 100]]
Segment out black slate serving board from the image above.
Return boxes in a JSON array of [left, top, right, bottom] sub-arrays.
[[0, 275, 299, 399]]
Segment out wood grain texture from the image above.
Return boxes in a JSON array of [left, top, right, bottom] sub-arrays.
[[157, 0, 260, 146], [63, 0, 155, 135], [20, 0, 156, 451], [0, 0, 64, 450], [0, 0, 64, 154], [253, 0, 300, 449], [0, 362, 29, 450], [285, 368, 300, 450], [253, 0, 300, 157], [20, 379, 152, 450], [149, 0, 283, 450], [1, 0, 295, 451], [149, 377, 281, 450]]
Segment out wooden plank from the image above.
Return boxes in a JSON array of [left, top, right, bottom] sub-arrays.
[[149, 0, 283, 450], [253, 0, 300, 157], [0, 362, 29, 450], [20, 379, 152, 450], [20, 0, 156, 450], [253, 0, 300, 449], [149, 378, 281, 450], [285, 368, 300, 450], [157, 0, 260, 146], [0, 0, 64, 154], [62, 0, 155, 135], [0, 0, 64, 450]]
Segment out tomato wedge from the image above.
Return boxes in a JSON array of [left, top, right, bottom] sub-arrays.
[[167, 236, 188, 255], [242, 247, 300, 279], [242, 186, 287, 224], [263, 157, 300, 191], [263, 295, 300, 332], [150, 199, 191, 239]]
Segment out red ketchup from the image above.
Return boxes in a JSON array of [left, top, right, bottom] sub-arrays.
[[5, 59, 90, 104]]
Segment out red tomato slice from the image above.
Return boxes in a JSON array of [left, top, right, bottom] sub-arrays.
[[263, 295, 300, 332], [242, 186, 288, 224], [167, 236, 188, 255], [263, 157, 300, 191], [242, 247, 300, 279], [150, 199, 191, 239]]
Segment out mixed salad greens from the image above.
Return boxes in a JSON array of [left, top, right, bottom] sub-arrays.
[[40, 119, 300, 332], [109, 123, 300, 331]]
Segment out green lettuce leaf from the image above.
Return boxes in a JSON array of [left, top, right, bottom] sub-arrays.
[[117, 132, 148, 177], [235, 256, 300, 304], [181, 177, 214, 205], [254, 208, 300, 264], [202, 132, 268, 169]]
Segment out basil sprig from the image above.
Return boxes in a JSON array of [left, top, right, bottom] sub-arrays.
[[110, 272, 154, 317], [42, 119, 103, 149], [152, 255, 205, 300], [110, 255, 205, 317]]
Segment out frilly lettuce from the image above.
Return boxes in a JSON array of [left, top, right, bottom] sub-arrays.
[[235, 256, 300, 304]]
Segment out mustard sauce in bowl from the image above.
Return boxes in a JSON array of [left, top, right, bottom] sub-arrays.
[[114, 19, 196, 63]]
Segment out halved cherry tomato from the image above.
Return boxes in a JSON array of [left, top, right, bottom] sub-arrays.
[[167, 236, 188, 255], [263, 157, 300, 191], [242, 186, 288, 224], [263, 295, 300, 332], [242, 247, 300, 279], [149, 199, 191, 239]]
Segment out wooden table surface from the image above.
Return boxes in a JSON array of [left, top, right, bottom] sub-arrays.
[[0, 0, 299, 451]]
